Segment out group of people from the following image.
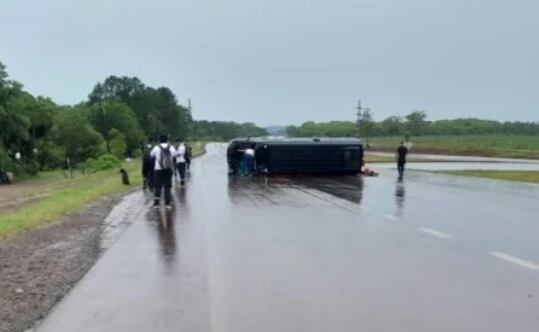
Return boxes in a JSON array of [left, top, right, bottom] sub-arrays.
[[142, 135, 192, 209]]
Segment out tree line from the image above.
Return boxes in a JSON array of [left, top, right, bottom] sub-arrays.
[[0, 62, 266, 175], [286, 111, 539, 139]]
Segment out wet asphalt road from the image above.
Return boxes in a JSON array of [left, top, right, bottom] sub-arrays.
[[35, 144, 539, 332]]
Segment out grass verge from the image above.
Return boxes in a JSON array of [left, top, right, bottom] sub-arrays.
[[190, 141, 206, 157], [0, 142, 207, 238], [368, 135, 539, 159], [435, 170, 539, 184], [0, 160, 142, 237], [364, 153, 447, 163]]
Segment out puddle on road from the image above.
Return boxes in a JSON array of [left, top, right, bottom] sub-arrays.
[[100, 191, 151, 251], [227, 174, 367, 208], [145, 208, 178, 263], [291, 175, 365, 205]]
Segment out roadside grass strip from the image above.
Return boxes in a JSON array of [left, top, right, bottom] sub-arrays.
[[0, 143, 206, 238], [490, 252, 539, 271], [435, 170, 539, 184], [0, 162, 142, 237]]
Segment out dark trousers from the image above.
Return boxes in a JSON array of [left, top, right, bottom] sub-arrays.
[[397, 160, 406, 178], [176, 162, 186, 181], [154, 169, 173, 205], [244, 155, 254, 175], [143, 171, 154, 191]]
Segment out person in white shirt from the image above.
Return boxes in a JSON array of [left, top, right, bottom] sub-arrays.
[[176, 140, 187, 186], [243, 145, 256, 175], [150, 135, 177, 209]]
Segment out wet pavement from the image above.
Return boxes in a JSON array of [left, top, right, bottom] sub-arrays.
[[35, 144, 539, 332]]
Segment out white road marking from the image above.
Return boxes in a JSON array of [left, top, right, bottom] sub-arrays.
[[489, 252, 539, 271], [384, 214, 398, 220], [420, 228, 452, 239]]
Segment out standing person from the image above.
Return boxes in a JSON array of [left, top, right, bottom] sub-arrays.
[[173, 154, 178, 180], [185, 145, 192, 172], [151, 135, 177, 209], [396, 141, 409, 180], [176, 140, 187, 186], [243, 144, 256, 176], [142, 144, 155, 191]]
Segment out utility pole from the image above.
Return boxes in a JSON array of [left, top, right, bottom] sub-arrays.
[[356, 100, 366, 138]]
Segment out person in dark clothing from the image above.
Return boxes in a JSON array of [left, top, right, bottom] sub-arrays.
[[185, 145, 192, 172], [0, 169, 11, 184], [142, 145, 155, 191], [396, 141, 409, 179], [175, 140, 187, 186], [151, 135, 177, 209]]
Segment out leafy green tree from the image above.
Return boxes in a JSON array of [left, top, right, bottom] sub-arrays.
[[108, 129, 127, 159], [405, 111, 428, 136], [36, 134, 66, 170], [54, 108, 106, 164], [88, 101, 144, 155], [191, 121, 268, 141], [358, 109, 375, 143], [0, 62, 58, 173], [88, 77, 193, 140], [380, 116, 404, 136], [285, 121, 357, 137], [88, 76, 145, 106]]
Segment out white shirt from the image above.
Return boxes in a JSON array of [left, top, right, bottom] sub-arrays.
[[176, 143, 186, 163], [150, 143, 178, 171], [245, 148, 255, 156]]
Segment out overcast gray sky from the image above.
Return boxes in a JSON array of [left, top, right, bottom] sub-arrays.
[[1, 0, 538, 126]]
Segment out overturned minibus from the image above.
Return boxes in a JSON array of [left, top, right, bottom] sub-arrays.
[[227, 137, 364, 175]]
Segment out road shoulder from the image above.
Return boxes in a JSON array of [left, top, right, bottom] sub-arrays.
[[0, 194, 122, 332]]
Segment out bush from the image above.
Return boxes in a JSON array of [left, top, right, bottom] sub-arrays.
[[108, 129, 127, 159], [0, 149, 12, 171], [83, 154, 122, 173], [0, 150, 40, 177], [131, 148, 142, 159]]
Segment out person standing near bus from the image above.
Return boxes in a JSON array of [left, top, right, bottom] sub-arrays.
[[396, 141, 408, 180], [244, 145, 256, 176]]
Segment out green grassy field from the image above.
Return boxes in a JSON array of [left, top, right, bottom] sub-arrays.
[[437, 170, 539, 184], [364, 153, 450, 164], [368, 135, 539, 159], [0, 160, 142, 237], [0, 143, 206, 238]]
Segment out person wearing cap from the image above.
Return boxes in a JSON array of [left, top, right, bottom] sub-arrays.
[[150, 135, 177, 209]]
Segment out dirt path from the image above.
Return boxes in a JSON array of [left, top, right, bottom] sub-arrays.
[[0, 174, 82, 211], [0, 195, 122, 332]]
